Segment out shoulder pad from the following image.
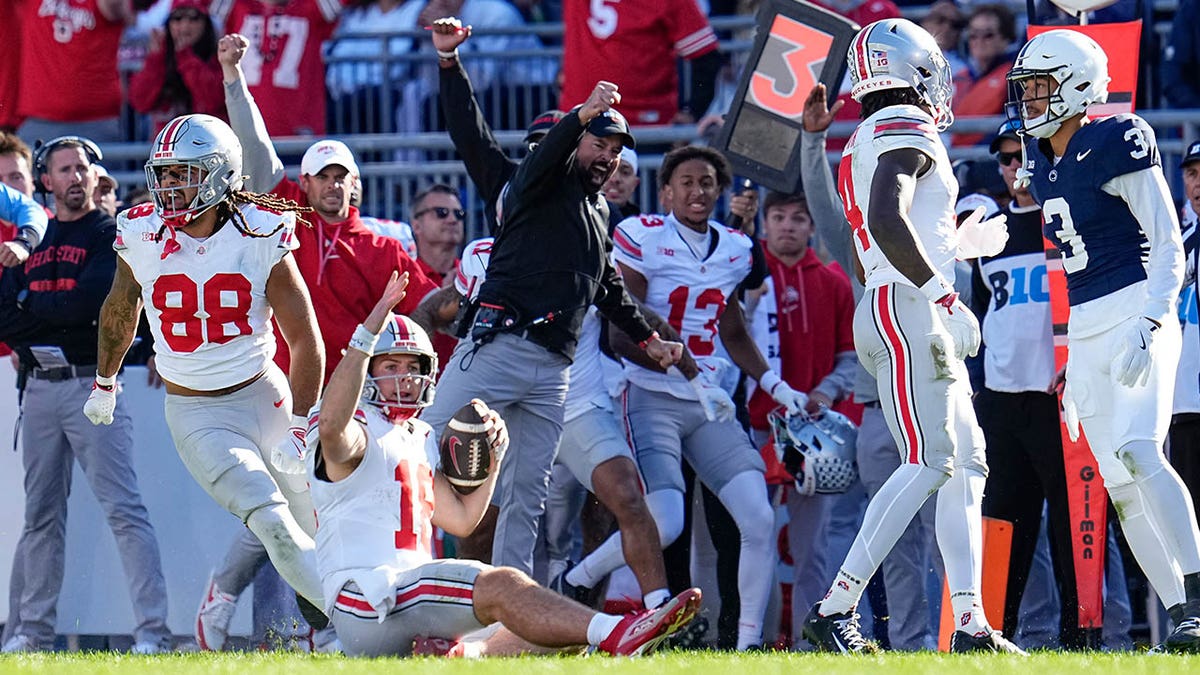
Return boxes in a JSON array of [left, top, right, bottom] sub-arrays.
[[1093, 114, 1160, 181]]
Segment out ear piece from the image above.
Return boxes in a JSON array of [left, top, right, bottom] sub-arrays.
[[32, 135, 103, 179]]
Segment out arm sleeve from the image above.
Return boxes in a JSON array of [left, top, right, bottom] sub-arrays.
[[1102, 167, 1185, 325], [224, 77, 286, 193], [595, 251, 653, 344], [801, 129, 853, 273], [0, 184, 48, 249], [970, 260, 991, 319], [506, 111, 584, 199], [0, 266, 48, 343], [128, 49, 167, 113], [24, 230, 119, 328], [176, 52, 227, 119], [684, 50, 721, 119], [438, 59, 518, 209], [811, 351, 858, 403]]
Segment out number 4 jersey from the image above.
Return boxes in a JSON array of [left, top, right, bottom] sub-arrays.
[[116, 202, 298, 391]]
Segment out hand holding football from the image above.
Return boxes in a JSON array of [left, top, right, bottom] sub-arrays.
[[439, 400, 496, 494]]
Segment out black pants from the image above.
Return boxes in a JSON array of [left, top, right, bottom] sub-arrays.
[[1170, 413, 1200, 525], [975, 388, 1096, 649]]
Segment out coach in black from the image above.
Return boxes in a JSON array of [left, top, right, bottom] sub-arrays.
[[420, 81, 682, 577]]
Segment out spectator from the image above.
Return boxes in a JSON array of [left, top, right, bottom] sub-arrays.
[[17, 0, 134, 144], [211, 0, 342, 136], [603, 148, 641, 219], [129, 0, 226, 136], [408, 183, 465, 366], [920, 0, 967, 75], [744, 190, 857, 649], [93, 165, 120, 217], [950, 4, 1017, 147], [0, 137, 171, 654], [1164, 0, 1200, 109], [0, 1, 23, 132], [814, 0, 901, 31], [325, 0, 412, 134], [560, 0, 721, 125], [0, 133, 47, 264], [1173, 140, 1200, 526]]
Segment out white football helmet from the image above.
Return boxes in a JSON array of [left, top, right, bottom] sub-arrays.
[[145, 114, 244, 225], [848, 18, 955, 131], [769, 408, 859, 496], [1006, 30, 1111, 139], [363, 315, 439, 422]]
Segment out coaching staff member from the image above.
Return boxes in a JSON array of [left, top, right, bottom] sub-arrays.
[[418, 81, 683, 577]]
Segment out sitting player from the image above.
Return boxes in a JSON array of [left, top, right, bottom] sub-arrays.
[[1008, 29, 1200, 651], [306, 273, 702, 657]]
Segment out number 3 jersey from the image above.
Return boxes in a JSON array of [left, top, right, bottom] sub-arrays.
[[840, 105, 959, 291], [612, 212, 753, 400], [306, 404, 439, 618], [1028, 113, 1184, 336], [115, 202, 298, 391]]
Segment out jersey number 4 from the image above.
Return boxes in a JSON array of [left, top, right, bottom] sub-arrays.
[[838, 154, 869, 252], [152, 273, 253, 353], [395, 460, 434, 553]]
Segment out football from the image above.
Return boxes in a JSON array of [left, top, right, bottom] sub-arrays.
[[439, 401, 492, 494]]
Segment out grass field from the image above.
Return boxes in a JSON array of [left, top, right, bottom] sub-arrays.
[[0, 651, 1197, 675]]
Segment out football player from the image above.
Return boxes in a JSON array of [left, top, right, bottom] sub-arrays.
[[306, 273, 701, 657], [84, 114, 327, 615], [801, 19, 1021, 654], [1008, 29, 1200, 651]]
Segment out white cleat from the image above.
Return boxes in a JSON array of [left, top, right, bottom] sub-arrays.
[[195, 574, 238, 651]]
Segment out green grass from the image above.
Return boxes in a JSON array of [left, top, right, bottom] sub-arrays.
[[0, 651, 1197, 675]]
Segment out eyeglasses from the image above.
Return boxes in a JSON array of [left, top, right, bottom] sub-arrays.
[[169, 10, 204, 22], [927, 15, 964, 28], [997, 151, 1022, 166], [414, 206, 466, 221], [968, 30, 999, 41]]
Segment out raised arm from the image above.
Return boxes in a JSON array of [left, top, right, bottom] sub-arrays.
[[266, 254, 324, 416], [219, 33, 286, 193]]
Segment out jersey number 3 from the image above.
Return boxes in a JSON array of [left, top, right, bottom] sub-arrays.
[[152, 273, 253, 353], [1044, 197, 1089, 274]]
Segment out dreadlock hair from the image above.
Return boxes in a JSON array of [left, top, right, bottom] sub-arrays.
[[657, 145, 733, 191], [152, 188, 313, 243], [859, 88, 928, 121]]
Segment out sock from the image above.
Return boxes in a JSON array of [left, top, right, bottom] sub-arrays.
[[936, 466, 988, 631], [819, 569, 868, 616], [737, 622, 762, 651], [1129, 449, 1200, 575], [569, 490, 685, 589], [718, 471, 774, 651], [586, 613, 624, 646], [950, 591, 988, 635], [643, 588, 670, 610], [1108, 481, 1186, 607], [246, 504, 323, 608]]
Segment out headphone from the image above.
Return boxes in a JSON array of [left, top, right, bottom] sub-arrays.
[[32, 136, 104, 192]]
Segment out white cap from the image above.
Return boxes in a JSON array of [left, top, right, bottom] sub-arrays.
[[300, 139, 359, 177], [955, 192, 1000, 219], [619, 147, 638, 174], [94, 164, 118, 189]]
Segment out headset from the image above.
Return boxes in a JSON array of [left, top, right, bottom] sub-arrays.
[[32, 135, 104, 194]]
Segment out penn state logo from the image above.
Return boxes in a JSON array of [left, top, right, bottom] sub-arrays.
[[1048, 169, 1058, 182]]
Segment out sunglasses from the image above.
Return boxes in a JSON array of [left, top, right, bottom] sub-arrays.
[[169, 10, 205, 22], [997, 151, 1022, 166], [415, 206, 466, 221]]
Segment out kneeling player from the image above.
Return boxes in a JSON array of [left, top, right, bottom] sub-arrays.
[[307, 273, 701, 657]]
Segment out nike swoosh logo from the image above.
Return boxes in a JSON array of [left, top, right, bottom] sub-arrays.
[[1076, 149, 1093, 161], [1139, 335, 1147, 350], [729, 256, 740, 263], [273, 398, 285, 408]]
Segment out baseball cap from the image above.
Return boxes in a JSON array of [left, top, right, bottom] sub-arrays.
[[524, 110, 565, 145], [94, 164, 118, 190], [618, 147, 638, 174], [988, 119, 1022, 155], [171, 0, 210, 13], [1180, 140, 1200, 168], [586, 109, 636, 150], [955, 192, 1001, 220], [300, 139, 359, 177]]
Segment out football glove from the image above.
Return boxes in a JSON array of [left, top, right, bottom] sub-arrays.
[[1111, 316, 1160, 388], [270, 414, 309, 475], [688, 375, 736, 423], [760, 369, 808, 417], [83, 380, 117, 425], [956, 206, 1009, 259], [1061, 377, 1082, 443], [935, 295, 981, 361]]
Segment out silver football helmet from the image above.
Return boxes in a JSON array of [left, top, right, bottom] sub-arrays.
[[770, 407, 859, 496], [362, 315, 439, 422], [144, 114, 244, 225], [848, 18, 955, 131], [1006, 30, 1110, 138]]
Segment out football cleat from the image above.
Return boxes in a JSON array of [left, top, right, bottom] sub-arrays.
[[1163, 617, 1200, 653], [802, 603, 878, 653], [598, 587, 702, 656], [195, 574, 238, 651], [413, 635, 468, 657], [550, 561, 603, 608], [1, 634, 41, 653], [950, 628, 1028, 654]]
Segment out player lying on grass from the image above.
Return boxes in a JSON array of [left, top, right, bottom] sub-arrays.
[[305, 272, 702, 657]]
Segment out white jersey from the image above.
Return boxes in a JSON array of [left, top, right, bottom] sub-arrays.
[[307, 403, 440, 618], [115, 202, 298, 391], [612, 212, 753, 400], [839, 105, 958, 290]]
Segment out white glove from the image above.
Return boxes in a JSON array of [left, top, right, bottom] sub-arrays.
[[760, 370, 808, 416], [956, 206, 1009, 259], [688, 375, 736, 423], [1111, 316, 1160, 388], [270, 414, 309, 475], [1061, 378, 1082, 443], [83, 380, 117, 425], [936, 297, 981, 361]]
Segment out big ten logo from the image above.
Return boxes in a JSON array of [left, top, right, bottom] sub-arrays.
[[748, 15, 834, 119], [1179, 284, 1199, 326], [1078, 465, 1098, 560], [987, 264, 1049, 310]]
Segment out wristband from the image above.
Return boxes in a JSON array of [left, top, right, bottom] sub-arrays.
[[348, 323, 380, 355], [95, 373, 117, 391], [436, 48, 459, 60], [638, 331, 660, 350], [918, 275, 956, 308], [759, 369, 782, 397]]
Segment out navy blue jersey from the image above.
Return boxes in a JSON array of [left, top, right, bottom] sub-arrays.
[[1027, 114, 1159, 306]]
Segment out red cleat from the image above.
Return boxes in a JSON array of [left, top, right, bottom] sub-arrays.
[[598, 587, 702, 656], [412, 635, 466, 657]]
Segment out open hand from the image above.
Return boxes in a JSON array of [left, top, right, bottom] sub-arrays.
[[364, 271, 411, 334], [803, 84, 845, 133]]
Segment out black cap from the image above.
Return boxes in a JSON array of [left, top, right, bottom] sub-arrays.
[[1181, 140, 1200, 168], [524, 110, 565, 145], [989, 119, 1022, 155], [585, 109, 636, 149]]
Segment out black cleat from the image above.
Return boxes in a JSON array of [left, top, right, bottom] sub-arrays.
[[1163, 617, 1200, 653], [549, 561, 603, 607], [802, 603, 878, 653], [950, 629, 1028, 655]]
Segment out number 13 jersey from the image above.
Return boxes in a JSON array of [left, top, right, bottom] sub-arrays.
[[840, 105, 958, 291], [116, 202, 298, 390]]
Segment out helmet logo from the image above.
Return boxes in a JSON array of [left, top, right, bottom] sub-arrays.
[[153, 117, 192, 160], [869, 49, 889, 71]]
